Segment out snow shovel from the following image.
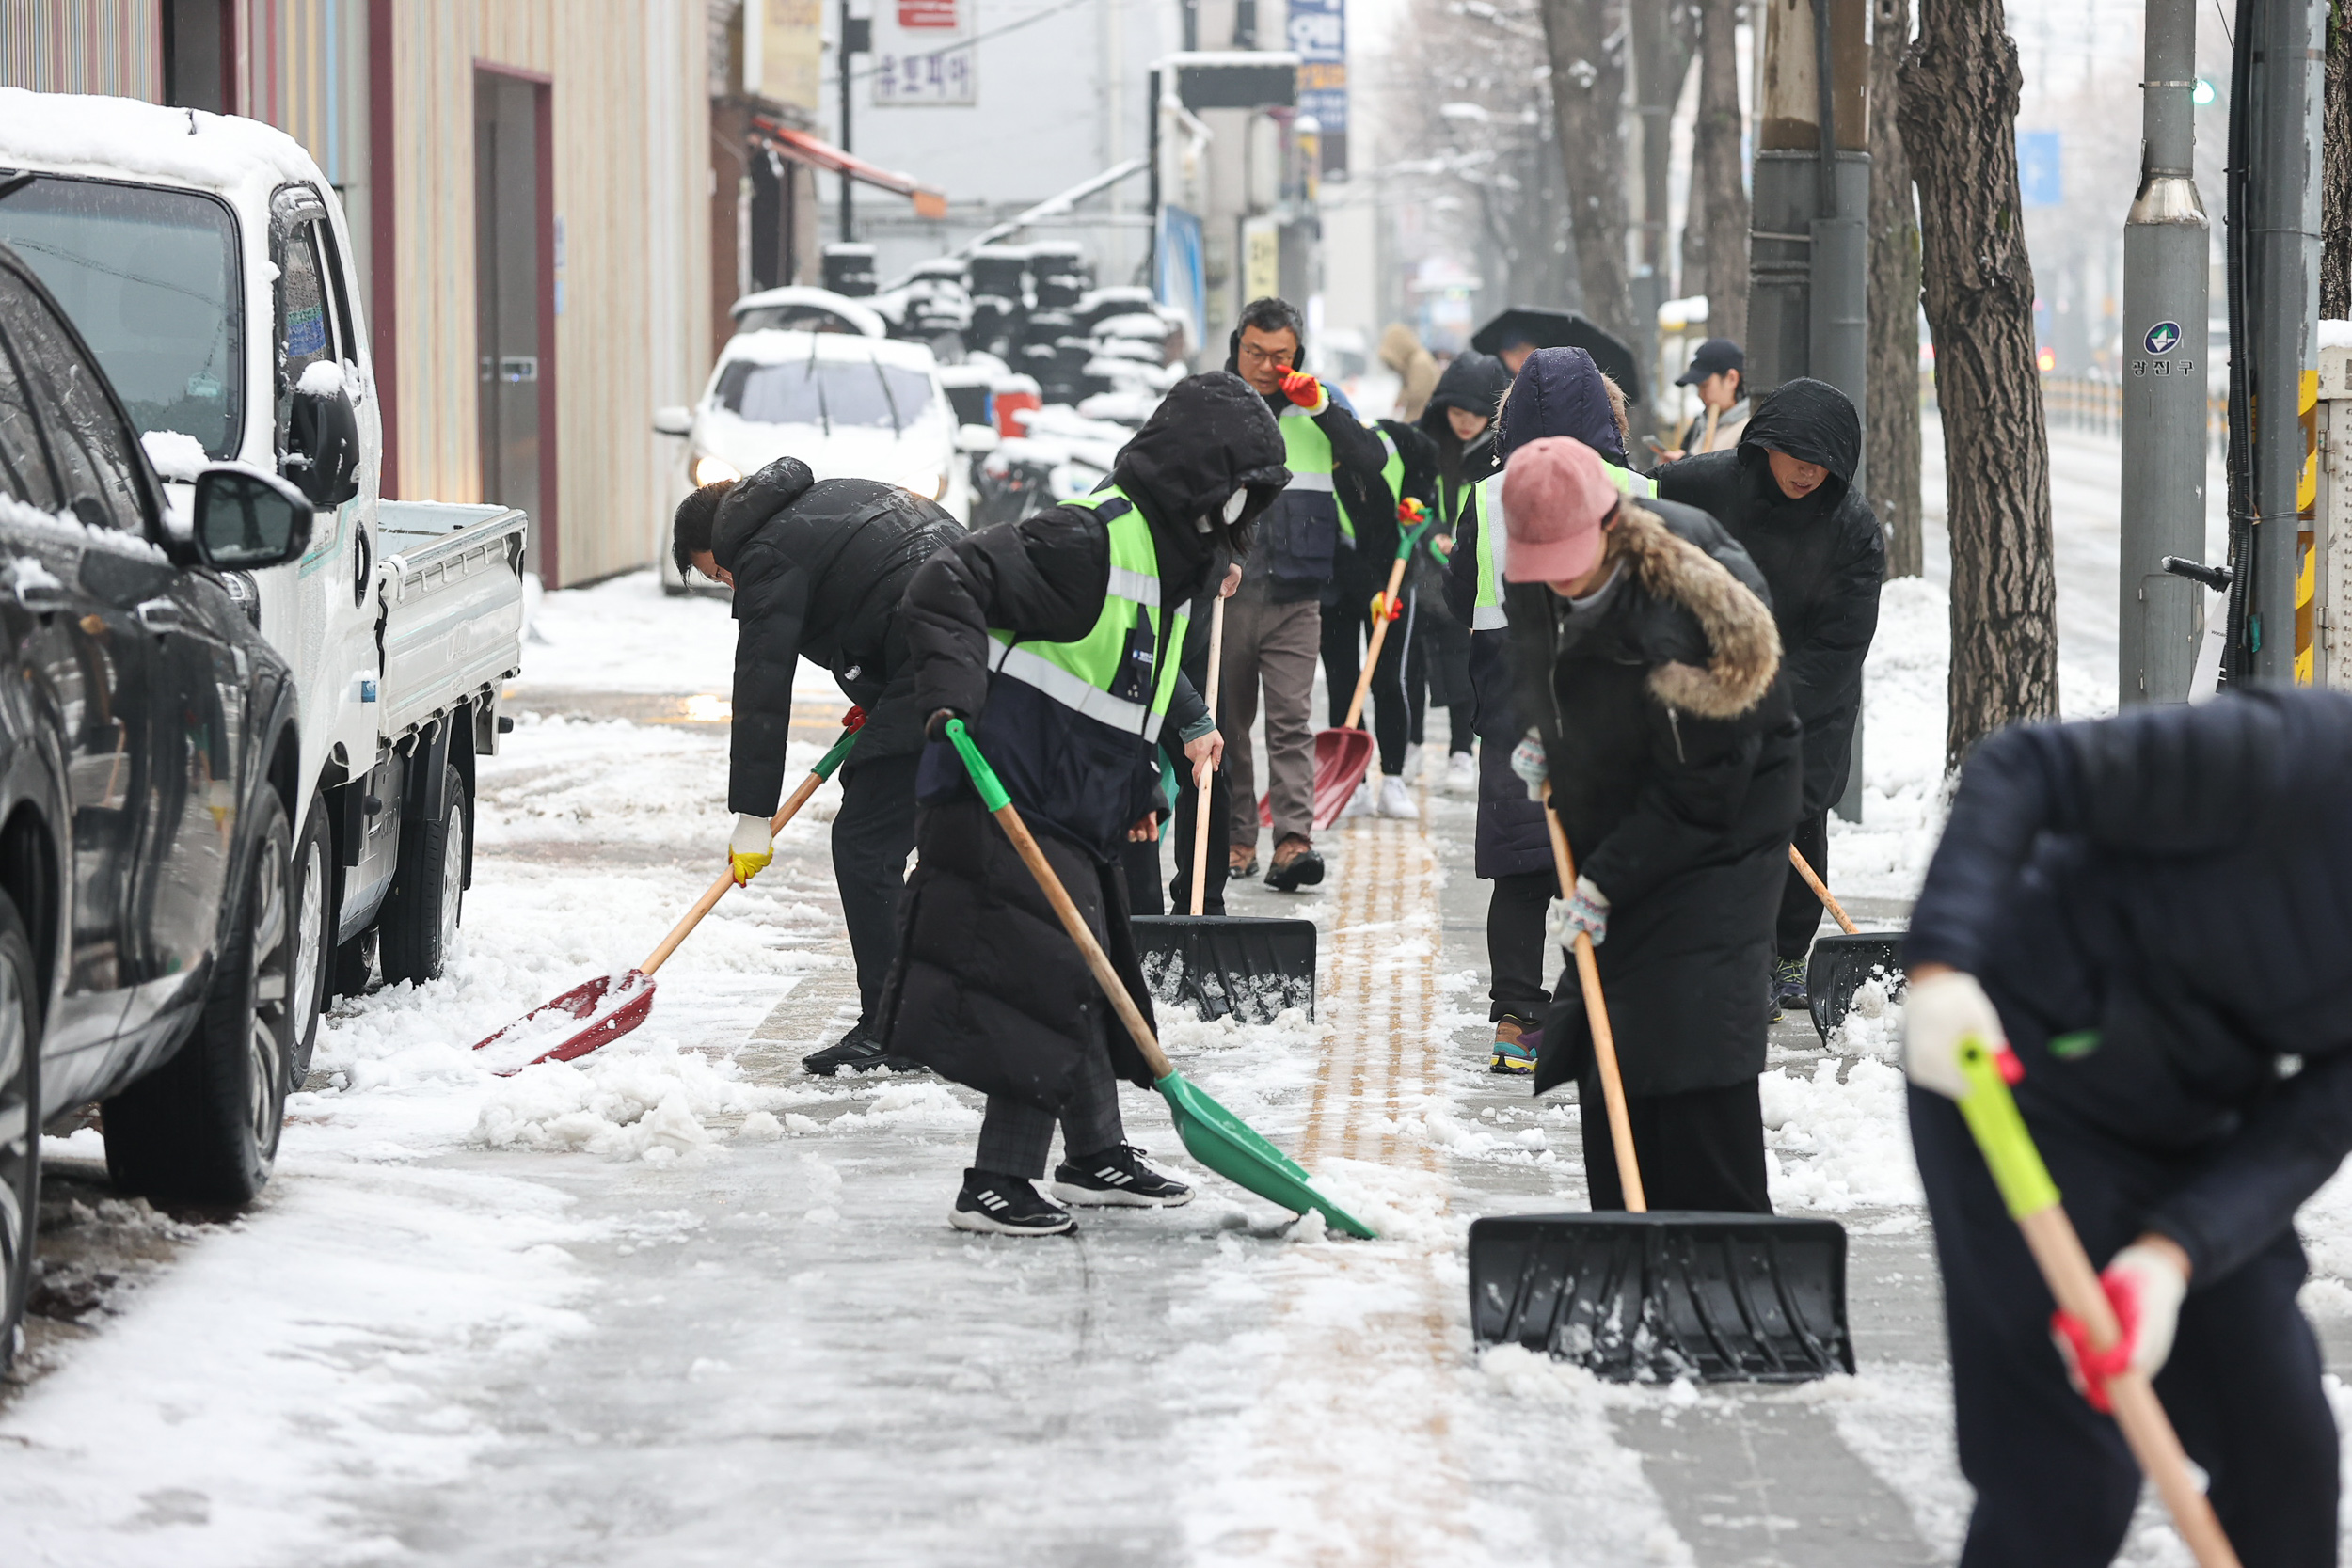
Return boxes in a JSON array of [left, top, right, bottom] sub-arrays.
[[1263, 510, 1431, 831], [1134, 594, 1317, 1022], [1953, 1035, 2240, 1566], [1466, 783, 1853, 1381], [1789, 846, 1907, 1041], [945, 718, 1373, 1239], [469, 714, 865, 1072]]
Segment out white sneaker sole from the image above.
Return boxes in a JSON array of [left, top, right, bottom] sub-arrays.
[[949, 1205, 1074, 1236], [1049, 1181, 1195, 1209]]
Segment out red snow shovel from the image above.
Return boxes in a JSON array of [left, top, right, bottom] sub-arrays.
[[1466, 784, 1853, 1381], [469, 712, 865, 1072], [1954, 1036, 2240, 1566], [946, 719, 1373, 1238], [1262, 509, 1431, 831]]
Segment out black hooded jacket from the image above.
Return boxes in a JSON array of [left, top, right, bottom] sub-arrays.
[[882, 372, 1289, 1112], [710, 460, 961, 815], [1653, 377, 1883, 814], [1907, 691, 2352, 1287], [1222, 325, 1390, 601], [1419, 350, 1510, 526]]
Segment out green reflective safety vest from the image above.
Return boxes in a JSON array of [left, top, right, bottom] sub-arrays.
[[983, 486, 1189, 738], [1469, 461, 1656, 631]]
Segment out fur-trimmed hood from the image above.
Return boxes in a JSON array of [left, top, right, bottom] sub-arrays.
[[1601, 499, 1783, 719]]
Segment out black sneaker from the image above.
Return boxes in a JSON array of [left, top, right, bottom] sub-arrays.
[[950, 1169, 1075, 1235], [1052, 1144, 1194, 1208], [1773, 958, 1810, 1013], [803, 1023, 924, 1077], [1263, 836, 1325, 892]]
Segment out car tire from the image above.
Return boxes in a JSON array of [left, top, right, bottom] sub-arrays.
[[286, 795, 333, 1086], [103, 790, 294, 1206], [378, 763, 467, 986], [0, 892, 41, 1370]]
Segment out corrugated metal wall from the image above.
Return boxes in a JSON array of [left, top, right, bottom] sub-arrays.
[[0, 0, 158, 95], [384, 1, 711, 587]]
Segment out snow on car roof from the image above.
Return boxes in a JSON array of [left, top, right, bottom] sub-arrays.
[[0, 88, 324, 198], [726, 285, 887, 340], [718, 328, 938, 372]]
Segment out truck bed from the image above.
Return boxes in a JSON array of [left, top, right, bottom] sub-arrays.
[[376, 501, 529, 742]]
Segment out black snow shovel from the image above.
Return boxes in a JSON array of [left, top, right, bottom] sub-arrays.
[[1466, 784, 1853, 1381], [1790, 847, 1907, 1042], [1134, 594, 1318, 1023], [946, 720, 1374, 1238]]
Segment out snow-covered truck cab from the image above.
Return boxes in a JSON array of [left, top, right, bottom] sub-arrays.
[[0, 91, 524, 1057]]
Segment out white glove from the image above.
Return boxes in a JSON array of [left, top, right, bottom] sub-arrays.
[[1547, 876, 1610, 949], [727, 811, 775, 887], [1511, 731, 1549, 801], [2052, 1241, 2190, 1411], [1901, 969, 2006, 1100]]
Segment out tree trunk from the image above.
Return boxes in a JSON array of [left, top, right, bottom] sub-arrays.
[[2325, 5, 2351, 321], [1899, 0, 2058, 768], [1686, 0, 1749, 346], [1538, 0, 1634, 345], [1868, 0, 1924, 578]]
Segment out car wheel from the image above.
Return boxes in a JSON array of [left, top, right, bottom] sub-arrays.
[[0, 892, 41, 1370], [378, 763, 467, 986], [286, 795, 332, 1087], [103, 790, 294, 1206]]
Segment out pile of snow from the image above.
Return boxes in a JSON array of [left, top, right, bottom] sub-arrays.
[[138, 428, 208, 481], [473, 1047, 783, 1164], [1761, 1057, 1925, 1212], [1828, 574, 1951, 901]]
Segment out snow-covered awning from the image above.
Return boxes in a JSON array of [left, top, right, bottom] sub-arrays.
[[751, 118, 946, 219]]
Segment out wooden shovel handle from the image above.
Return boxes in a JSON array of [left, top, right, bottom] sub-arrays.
[[640, 764, 831, 977], [1788, 845, 1860, 935], [2015, 1207, 2242, 1567], [989, 798, 1174, 1081], [1343, 555, 1412, 733], [1540, 782, 1646, 1212], [1189, 594, 1227, 918], [1699, 405, 1722, 455]]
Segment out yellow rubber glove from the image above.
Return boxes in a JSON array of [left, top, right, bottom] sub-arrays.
[[727, 812, 774, 886]]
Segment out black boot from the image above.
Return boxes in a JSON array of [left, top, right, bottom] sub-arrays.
[[802, 1022, 923, 1077], [950, 1169, 1076, 1235], [1051, 1144, 1194, 1208]]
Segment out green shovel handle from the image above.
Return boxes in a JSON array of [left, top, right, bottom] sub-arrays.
[[1956, 1034, 2061, 1220], [811, 721, 862, 782], [943, 717, 1010, 811]]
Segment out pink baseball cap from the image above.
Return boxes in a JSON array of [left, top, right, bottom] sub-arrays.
[[1501, 436, 1621, 583]]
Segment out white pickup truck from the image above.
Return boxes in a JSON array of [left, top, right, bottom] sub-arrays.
[[0, 91, 526, 1073]]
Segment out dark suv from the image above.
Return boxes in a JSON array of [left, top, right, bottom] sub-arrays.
[[0, 243, 314, 1363]]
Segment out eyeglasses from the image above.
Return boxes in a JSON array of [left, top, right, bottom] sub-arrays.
[[1237, 341, 1295, 367]]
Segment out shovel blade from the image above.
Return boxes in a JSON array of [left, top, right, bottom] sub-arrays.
[[1468, 1212, 1852, 1382], [1257, 726, 1377, 831], [471, 970, 656, 1072], [1806, 932, 1908, 1041], [1132, 915, 1317, 1023], [1155, 1069, 1375, 1238]]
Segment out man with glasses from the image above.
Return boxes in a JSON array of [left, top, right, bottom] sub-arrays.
[[1217, 295, 1390, 890]]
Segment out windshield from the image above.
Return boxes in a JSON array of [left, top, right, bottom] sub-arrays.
[[714, 354, 938, 436], [0, 177, 243, 459]]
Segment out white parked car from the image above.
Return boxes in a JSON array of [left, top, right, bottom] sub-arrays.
[[655, 327, 995, 588]]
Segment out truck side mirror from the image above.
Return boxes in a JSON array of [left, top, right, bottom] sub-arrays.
[[652, 404, 693, 436], [191, 464, 315, 569], [287, 378, 362, 507]]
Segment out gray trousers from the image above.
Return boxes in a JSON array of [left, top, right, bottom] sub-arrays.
[[1220, 594, 1322, 847], [973, 1012, 1126, 1179]]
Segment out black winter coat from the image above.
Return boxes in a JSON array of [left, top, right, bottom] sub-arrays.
[[709, 460, 961, 815], [1653, 378, 1883, 816], [1512, 499, 1803, 1099], [1908, 691, 2352, 1286], [882, 373, 1289, 1109]]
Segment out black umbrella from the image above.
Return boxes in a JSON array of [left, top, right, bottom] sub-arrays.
[[1471, 307, 1643, 404]]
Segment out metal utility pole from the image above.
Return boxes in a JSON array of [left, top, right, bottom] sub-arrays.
[[1748, 0, 1867, 419], [2117, 0, 2209, 705], [837, 0, 868, 244], [2234, 0, 2328, 685], [1750, 0, 1868, 817]]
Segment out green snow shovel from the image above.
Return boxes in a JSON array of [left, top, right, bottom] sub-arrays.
[[945, 719, 1374, 1239]]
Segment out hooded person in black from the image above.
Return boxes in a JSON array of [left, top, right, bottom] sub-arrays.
[[1653, 377, 1883, 1010], [1411, 353, 1514, 797], [883, 372, 1289, 1235], [674, 461, 961, 1075]]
